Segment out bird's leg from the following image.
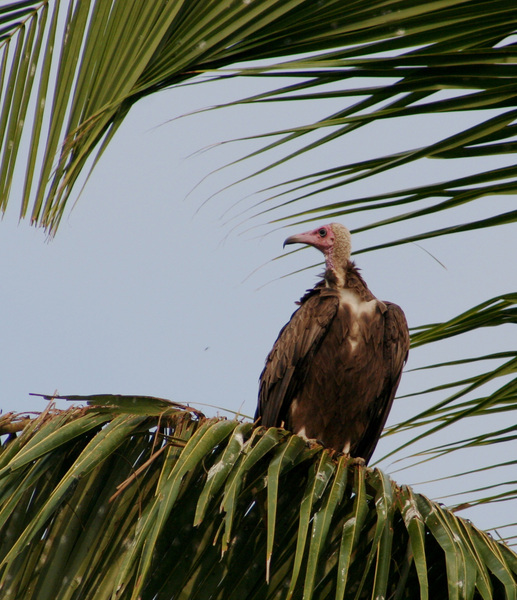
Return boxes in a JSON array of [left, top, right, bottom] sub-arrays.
[[347, 456, 366, 467], [299, 435, 326, 450]]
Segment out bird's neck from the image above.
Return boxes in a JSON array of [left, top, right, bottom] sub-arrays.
[[324, 265, 347, 289], [325, 261, 373, 299], [324, 243, 352, 289]]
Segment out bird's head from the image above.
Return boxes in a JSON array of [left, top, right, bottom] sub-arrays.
[[284, 223, 351, 270]]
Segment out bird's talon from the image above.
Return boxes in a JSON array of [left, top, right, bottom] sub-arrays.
[[349, 456, 366, 467]]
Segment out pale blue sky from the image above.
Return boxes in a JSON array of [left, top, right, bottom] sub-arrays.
[[1, 70, 515, 539]]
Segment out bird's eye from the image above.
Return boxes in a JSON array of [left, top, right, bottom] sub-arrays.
[[318, 228, 327, 237]]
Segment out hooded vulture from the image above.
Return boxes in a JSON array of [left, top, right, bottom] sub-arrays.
[[256, 223, 409, 464]]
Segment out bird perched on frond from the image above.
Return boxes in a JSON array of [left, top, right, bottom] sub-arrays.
[[255, 223, 409, 464]]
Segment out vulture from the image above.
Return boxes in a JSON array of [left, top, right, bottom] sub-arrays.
[[256, 223, 409, 464]]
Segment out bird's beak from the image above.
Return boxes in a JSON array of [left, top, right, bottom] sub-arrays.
[[283, 232, 312, 248]]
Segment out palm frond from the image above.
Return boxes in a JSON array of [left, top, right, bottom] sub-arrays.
[[0, 0, 311, 231], [2, 1, 517, 234], [378, 294, 517, 518], [210, 3, 517, 244], [1, 397, 516, 599]]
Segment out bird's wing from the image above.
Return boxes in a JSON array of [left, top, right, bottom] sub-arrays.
[[256, 288, 341, 428], [353, 301, 410, 463]]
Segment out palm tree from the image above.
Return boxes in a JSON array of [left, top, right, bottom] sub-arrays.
[[1, 0, 516, 597]]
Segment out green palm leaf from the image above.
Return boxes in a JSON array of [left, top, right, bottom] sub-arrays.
[[1, 0, 515, 234], [377, 294, 517, 510], [1, 397, 516, 599]]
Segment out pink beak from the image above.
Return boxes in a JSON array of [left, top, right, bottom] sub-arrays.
[[283, 231, 315, 248]]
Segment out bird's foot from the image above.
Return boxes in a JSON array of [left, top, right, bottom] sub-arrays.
[[303, 437, 325, 449], [329, 451, 366, 466], [347, 456, 366, 467]]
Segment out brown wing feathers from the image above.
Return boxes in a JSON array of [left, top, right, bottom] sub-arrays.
[[353, 303, 409, 462], [256, 289, 340, 428]]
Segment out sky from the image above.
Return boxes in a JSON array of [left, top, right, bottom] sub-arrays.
[[1, 67, 516, 541]]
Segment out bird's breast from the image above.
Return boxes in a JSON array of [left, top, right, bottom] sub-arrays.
[[338, 288, 384, 352], [338, 287, 383, 313]]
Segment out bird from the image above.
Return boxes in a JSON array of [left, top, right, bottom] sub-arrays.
[[255, 223, 409, 464]]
